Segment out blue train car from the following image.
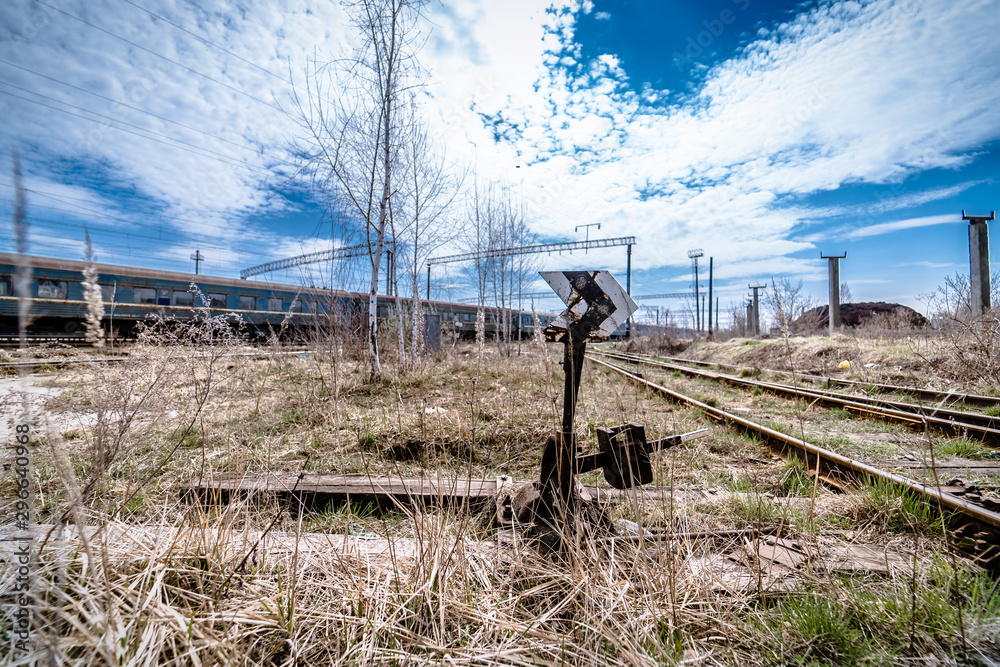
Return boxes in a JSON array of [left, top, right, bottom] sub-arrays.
[[0, 253, 558, 341]]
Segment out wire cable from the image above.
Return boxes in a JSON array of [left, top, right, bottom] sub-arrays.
[[119, 0, 298, 89], [0, 57, 269, 155], [0, 83, 275, 175], [34, 0, 286, 113]]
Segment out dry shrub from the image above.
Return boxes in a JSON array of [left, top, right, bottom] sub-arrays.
[[933, 308, 1000, 385]]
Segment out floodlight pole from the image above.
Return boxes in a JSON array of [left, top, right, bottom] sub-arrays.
[[963, 210, 994, 316], [707, 257, 714, 338], [575, 222, 601, 252], [821, 252, 847, 335], [688, 249, 704, 332]]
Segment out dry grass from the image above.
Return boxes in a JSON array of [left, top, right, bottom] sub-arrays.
[[2, 320, 999, 665]]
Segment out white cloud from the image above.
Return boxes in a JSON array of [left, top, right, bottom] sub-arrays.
[[3, 0, 999, 302], [595, 12, 611, 20], [847, 214, 961, 239], [428, 0, 1000, 283], [896, 261, 955, 269]]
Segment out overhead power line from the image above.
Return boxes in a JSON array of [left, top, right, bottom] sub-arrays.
[[34, 0, 285, 113], [120, 0, 297, 90], [0, 85, 272, 175], [240, 242, 384, 279], [428, 236, 636, 265], [633, 292, 697, 299], [0, 58, 267, 155]]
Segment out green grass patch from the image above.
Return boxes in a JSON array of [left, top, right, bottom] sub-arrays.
[[780, 459, 817, 497], [853, 477, 945, 533], [934, 438, 987, 460], [751, 560, 1000, 664]]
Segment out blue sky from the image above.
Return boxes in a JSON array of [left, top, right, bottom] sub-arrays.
[[1, 0, 998, 322]]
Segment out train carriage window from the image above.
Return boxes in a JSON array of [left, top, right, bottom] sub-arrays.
[[100, 284, 117, 302], [0, 277, 11, 296], [205, 293, 227, 309], [267, 298, 283, 312], [306, 301, 318, 314], [172, 291, 194, 307], [37, 279, 68, 299], [289, 300, 304, 313], [239, 296, 256, 310], [133, 287, 156, 304]]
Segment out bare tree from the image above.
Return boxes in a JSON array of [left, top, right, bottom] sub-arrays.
[[919, 271, 1000, 323], [840, 281, 854, 305], [763, 277, 814, 333], [393, 117, 463, 362], [292, 0, 425, 379], [463, 177, 536, 357]]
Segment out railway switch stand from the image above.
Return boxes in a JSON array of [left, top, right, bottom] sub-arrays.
[[519, 269, 656, 548]]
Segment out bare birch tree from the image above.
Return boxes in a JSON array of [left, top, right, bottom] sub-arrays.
[[292, 0, 424, 379], [463, 177, 536, 357]]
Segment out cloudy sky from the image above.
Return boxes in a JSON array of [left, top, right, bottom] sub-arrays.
[[1, 0, 998, 321]]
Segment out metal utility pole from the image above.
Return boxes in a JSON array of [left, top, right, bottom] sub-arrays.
[[190, 250, 204, 275], [748, 284, 767, 336], [626, 242, 632, 338], [688, 249, 704, 332], [821, 252, 847, 335], [963, 210, 994, 316], [575, 222, 601, 252], [707, 257, 714, 337]]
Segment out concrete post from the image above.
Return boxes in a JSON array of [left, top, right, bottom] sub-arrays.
[[963, 211, 994, 316], [749, 284, 766, 336], [821, 252, 847, 336]]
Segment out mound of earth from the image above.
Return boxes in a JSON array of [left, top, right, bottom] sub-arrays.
[[793, 302, 929, 330]]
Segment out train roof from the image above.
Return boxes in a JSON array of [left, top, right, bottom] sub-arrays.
[[0, 252, 357, 298], [0, 253, 557, 314]]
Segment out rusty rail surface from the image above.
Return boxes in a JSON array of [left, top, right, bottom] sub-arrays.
[[590, 356, 1000, 567], [596, 350, 1000, 445], [633, 352, 1000, 409]]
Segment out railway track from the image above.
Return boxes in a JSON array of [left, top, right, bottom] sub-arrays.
[[595, 350, 1000, 446], [643, 352, 1000, 409], [590, 354, 1000, 569], [0, 349, 312, 369], [0, 334, 108, 348]]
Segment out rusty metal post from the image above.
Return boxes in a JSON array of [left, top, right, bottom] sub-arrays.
[[556, 331, 587, 515]]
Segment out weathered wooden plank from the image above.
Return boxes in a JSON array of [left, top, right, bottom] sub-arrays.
[[182, 473, 501, 511], [182, 474, 705, 511]]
